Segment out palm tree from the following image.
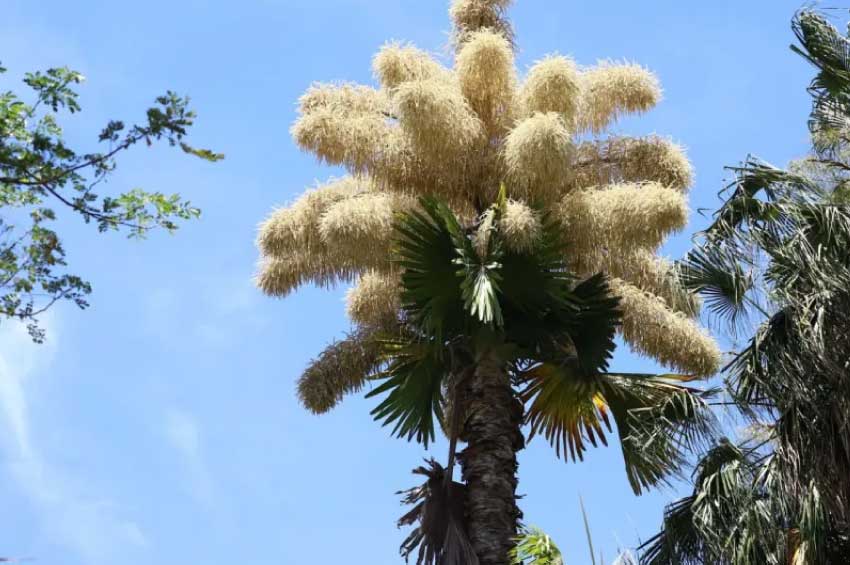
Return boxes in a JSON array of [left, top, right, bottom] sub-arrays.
[[641, 10, 850, 564], [256, 1, 720, 563], [383, 193, 716, 564]]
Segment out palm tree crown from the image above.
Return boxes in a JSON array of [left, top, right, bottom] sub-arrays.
[[257, 0, 719, 404]]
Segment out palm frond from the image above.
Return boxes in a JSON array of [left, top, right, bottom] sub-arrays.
[[677, 243, 752, 331], [394, 197, 467, 340], [570, 273, 621, 375], [640, 441, 781, 565], [521, 363, 612, 462], [725, 308, 790, 410], [521, 368, 716, 493], [792, 481, 828, 564], [459, 207, 504, 327], [600, 374, 718, 494], [367, 339, 449, 447], [704, 158, 817, 242], [638, 495, 703, 565], [398, 459, 478, 565]]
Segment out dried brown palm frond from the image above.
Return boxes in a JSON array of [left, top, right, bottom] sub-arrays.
[[297, 325, 387, 414], [346, 271, 401, 328], [559, 182, 688, 255], [398, 459, 478, 565], [577, 61, 662, 134], [519, 55, 581, 127], [574, 136, 693, 191], [373, 43, 449, 91], [611, 278, 721, 377], [455, 29, 517, 133], [504, 112, 574, 201]]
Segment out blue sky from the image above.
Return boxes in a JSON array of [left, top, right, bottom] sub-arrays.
[[0, 1, 816, 564]]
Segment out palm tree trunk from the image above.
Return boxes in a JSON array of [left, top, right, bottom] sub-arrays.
[[458, 351, 525, 565]]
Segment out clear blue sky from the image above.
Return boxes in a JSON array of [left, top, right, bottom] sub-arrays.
[[0, 1, 815, 564]]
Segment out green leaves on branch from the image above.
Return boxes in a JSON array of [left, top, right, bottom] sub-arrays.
[[0, 60, 220, 340], [510, 527, 564, 565]]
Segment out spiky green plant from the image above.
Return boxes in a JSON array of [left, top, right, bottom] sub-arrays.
[[642, 10, 850, 564], [510, 527, 564, 565]]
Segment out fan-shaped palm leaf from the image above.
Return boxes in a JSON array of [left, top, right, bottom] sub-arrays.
[[367, 338, 449, 447], [522, 368, 717, 494]]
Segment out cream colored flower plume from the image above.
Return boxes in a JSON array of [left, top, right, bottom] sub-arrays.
[[257, 0, 720, 411]]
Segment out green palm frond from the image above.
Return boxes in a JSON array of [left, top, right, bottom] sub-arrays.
[[522, 368, 716, 493], [570, 273, 621, 375], [476, 201, 574, 334], [640, 441, 780, 565], [394, 198, 467, 340], [791, 482, 827, 564], [600, 374, 718, 495], [367, 338, 449, 447], [458, 209, 504, 327], [677, 244, 752, 331], [521, 363, 612, 462], [705, 159, 816, 241], [638, 495, 703, 565], [395, 195, 508, 333], [725, 308, 790, 409]]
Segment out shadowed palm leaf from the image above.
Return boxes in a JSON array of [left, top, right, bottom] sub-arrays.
[[398, 459, 478, 565]]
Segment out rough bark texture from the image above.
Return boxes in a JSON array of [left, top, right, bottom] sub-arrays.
[[458, 353, 525, 565]]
